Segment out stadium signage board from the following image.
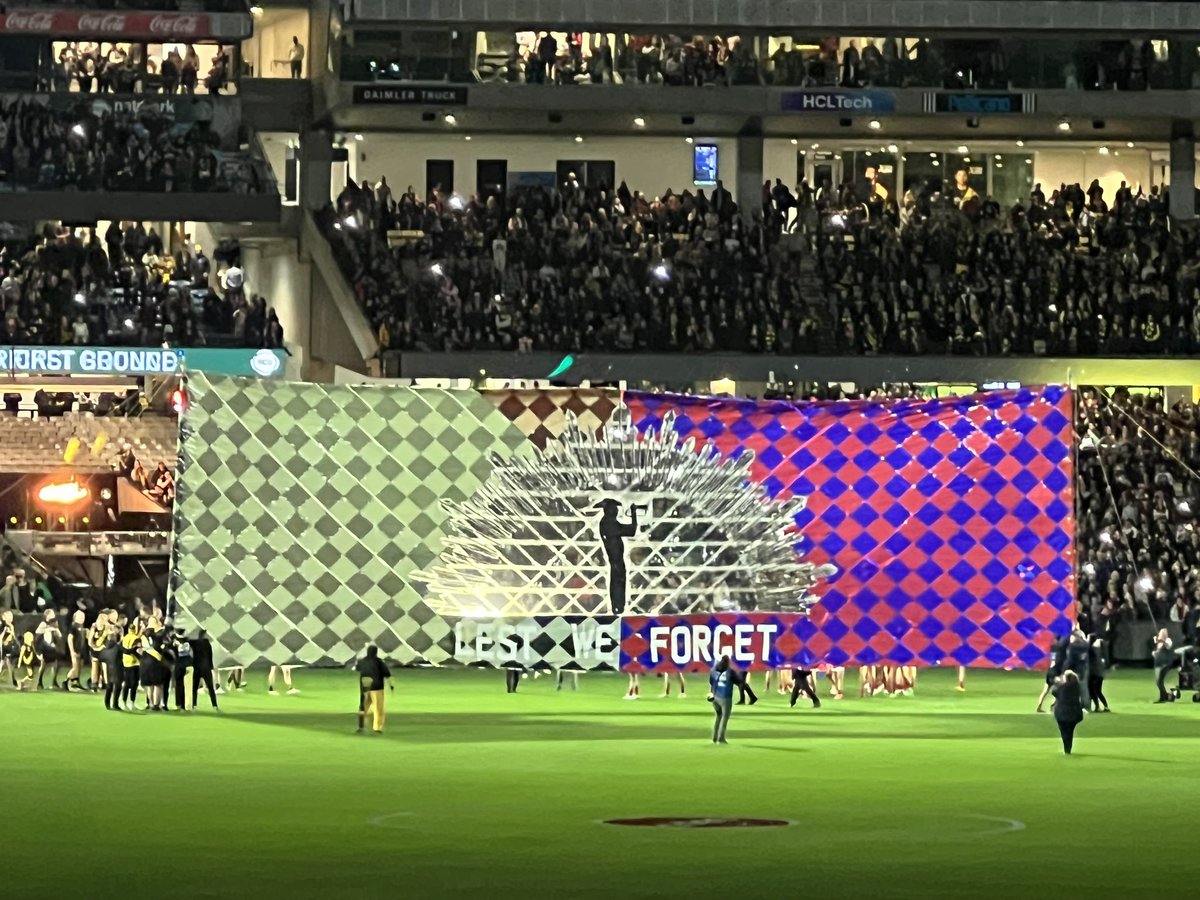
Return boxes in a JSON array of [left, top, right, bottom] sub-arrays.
[[0, 346, 286, 378], [781, 89, 895, 113], [352, 85, 468, 105], [933, 92, 1027, 114], [0, 10, 249, 40]]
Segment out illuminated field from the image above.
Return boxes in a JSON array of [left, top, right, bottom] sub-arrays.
[[6, 667, 1194, 899]]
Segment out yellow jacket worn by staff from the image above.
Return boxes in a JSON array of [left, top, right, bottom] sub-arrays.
[[121, 631, 141, 669]]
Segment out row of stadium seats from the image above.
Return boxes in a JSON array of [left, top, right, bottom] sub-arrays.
[[0, 412, 177, 473]]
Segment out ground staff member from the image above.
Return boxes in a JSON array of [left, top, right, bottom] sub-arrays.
[[356, 646, 392, 734], [1050, 670, 1085, 755], [708, 655, 735, 744]]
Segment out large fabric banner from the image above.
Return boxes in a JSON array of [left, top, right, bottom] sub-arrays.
[[172, 376, 1074, 670], [625, 388, 1075, 670]]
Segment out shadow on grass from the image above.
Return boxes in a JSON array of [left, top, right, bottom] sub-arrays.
[[218, 708, 1200, 744]]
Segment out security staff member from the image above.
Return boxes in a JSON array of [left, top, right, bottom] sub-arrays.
[[708, 655, 735, 744], [186, 629, 219, 710], [172, 629, 195, 710], [120, 621, 143, 710], [356, 645, 392, 734]]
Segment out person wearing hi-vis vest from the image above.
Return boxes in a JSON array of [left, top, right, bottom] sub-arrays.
[[708, 656, 735, 745], [356, 646, 393, 735]]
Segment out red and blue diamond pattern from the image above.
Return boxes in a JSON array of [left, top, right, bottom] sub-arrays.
[[624, 387, 1076, 669]]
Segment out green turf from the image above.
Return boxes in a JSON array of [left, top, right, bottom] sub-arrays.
[[3, 666, 1196, 899]]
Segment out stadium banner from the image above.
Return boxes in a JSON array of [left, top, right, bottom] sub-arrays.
[[780, 89, 895, 114], [352, 85, 468, 105], [0, 345, 285, 378], [621, 614, 809, 674], [924, 91, 1035, 114], [0, 10, 250, 41], [171, 376, 1074, 670], [625, 388, 1075, 670], [453, 617, 619, 670]]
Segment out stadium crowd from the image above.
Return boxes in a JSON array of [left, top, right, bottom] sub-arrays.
[[319, 166, 1199, 358], [474, 33, 1168, 91], [0, 97, 260, 193], [0, 224, 283, 348], [46, 42, 233, 95], [1077, 387, 1200, 646]]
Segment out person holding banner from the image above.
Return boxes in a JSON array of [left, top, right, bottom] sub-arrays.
[[356, 646, 392, 734], [708, 656, 735, 744]]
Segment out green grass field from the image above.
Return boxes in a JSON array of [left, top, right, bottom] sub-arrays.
[[4, 666, 1197, 899]]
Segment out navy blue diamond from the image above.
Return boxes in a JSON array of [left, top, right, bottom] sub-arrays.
[[981, 529, 1008, 554], [882, 560, 911, 584], [979, 444, 1005, 466], [1047, 558, 1072, 581], [850, 504, 879, 527], [1046, 528, 1070, 551], [824, 422, 851, 445], [918, 615, 945, 639], [949, 419, 976, 441], [1016, 644, 1045, 667], [980, 417, 1006, 438], [980, 500, 1007, 524], [822, 505, 847, 527], [946, 473, 974, 496], [915, 474, 942, 497], [1015, 588, 1043, 612], [1044, 469, 1069, 494], [821, 533, 847, 556], [886, 448, 913, 469], [983, 589, 1010, 611], [949, 589, 975, 611], [854, 618, 882, 639], [979, 470, 1007, 495], [948, 560, 977, 583], [917, 560, 944, 582], [1043, 439, 1068, 463], [884, 475, 910, 498], [915, 503, 942, 526], [791, 421, 818, 441], [916, 447, 943, 469], [1011, 415, 1036, 435], [789, 476, 815, 497], [856, 422, 882, 445], [886, 422, 912, 443], [788, 448, 815, 470], [1011, 440, 1038, 465], [852, 476, 879, 500], [1045, 498, 1070, 522], [916, 532, 944, 555], [1013, 528, 1039, 553], [883, 533, 910, 556], [1013, 498, 1039, 523], [761, 419, 788, 442], [823, 617, 849, 641], [951, 616, 975, 639], [759, 445, 784, 470], [850, 532, 877, 556], [981, 559, 1008, 584], [983, 644, 1012, 666], [948, 501, 975, 525], [823, 477, 848, 500], [948, 530, 975, 554], [982, 616, 1011, 640], [881, 504, 908, 528], [852, 448, 878, 471], [1011, 469, 1038, 494], [919, 421, 946, 442], [823, 449, 849, 472], [849, 558, 880, 583]]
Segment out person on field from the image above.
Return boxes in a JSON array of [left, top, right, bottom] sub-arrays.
[[356, 645, 392, 734], [1152, 628, 1179, 703], [1088, 637, 1111, 713], [186, 628, 219, 710], [708, 655, 735, 744], [1035, 636, 1067, 713], [789, 667, 820, 708], [1050, 669, 1085, 755]]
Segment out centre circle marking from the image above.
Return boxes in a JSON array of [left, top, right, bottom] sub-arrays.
[[603, 817, 793, 829]]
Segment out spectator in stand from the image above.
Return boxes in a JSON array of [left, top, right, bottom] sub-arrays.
[[1076, 388, 1200, 640], [0, 226, 273, 349], [289, 37, 306, 79]]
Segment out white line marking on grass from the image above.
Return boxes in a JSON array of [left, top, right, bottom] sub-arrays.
[[368, 812, 416, 829], [963, 814, 1026, 835]]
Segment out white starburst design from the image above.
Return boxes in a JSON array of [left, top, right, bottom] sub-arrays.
[[417, 405, 835, 617]]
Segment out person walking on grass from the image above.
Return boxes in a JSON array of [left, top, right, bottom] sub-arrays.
[[708, 655, 735, 744], [1051, 670, 1085, 755], [1088, 637, 1111, 713], [356, 646, 392, 735]]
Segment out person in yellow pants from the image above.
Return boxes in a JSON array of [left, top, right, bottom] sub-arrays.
[[355, 645, 392, 734]]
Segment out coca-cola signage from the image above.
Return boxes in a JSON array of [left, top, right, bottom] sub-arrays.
[[0, 9, 251, 40]]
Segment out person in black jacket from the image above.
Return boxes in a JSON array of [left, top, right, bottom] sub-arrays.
[[1035, 636, 1067, 713], [186, 629, 219, 710], [1152, 628, 1179, 703], [1062, 630, 1091, 709], [1088, 638, 1111, 712], [1051, 670, 1085, 755]]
